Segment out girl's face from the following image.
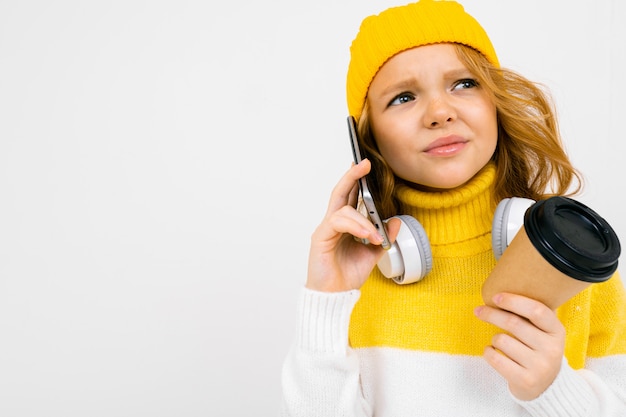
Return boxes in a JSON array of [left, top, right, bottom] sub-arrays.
[[367, 43, 498, 191]]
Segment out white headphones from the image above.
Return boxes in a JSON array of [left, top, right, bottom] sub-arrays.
[[378, 197, 535, 284]]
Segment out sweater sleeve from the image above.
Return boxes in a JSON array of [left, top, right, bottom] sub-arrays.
[[280, 287, 372, 417], [513, 358, 626, 417]]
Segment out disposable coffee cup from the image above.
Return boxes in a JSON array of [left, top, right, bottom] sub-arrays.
[[482, 196, 621, 310]]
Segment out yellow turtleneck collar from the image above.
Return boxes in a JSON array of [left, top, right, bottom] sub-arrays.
[[394, 162, 496, 246]]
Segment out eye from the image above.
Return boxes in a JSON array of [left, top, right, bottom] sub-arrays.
[[453, 78, 479, 90], [388, 92, 415, 107]]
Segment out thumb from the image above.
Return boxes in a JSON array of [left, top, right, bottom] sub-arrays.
[[385, 216, 403, 244]]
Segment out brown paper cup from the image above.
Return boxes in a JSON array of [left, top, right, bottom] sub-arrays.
[[482, 197, 620, 310]]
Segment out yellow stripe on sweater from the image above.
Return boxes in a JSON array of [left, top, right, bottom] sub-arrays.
[[350, 247, 626, 370], [349, 237, 498, 356]]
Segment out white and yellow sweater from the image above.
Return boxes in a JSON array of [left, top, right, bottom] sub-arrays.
[[281, 164, 626, 416]]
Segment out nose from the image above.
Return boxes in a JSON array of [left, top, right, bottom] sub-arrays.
[[423, 95, 456, 128]]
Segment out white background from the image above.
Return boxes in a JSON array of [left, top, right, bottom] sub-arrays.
[[0, 1, 624, 416]]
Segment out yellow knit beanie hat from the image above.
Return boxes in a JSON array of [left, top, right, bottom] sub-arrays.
[[346, 0, 499, 120]]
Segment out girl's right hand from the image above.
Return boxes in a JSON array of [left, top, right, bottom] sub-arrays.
[[305, 159, 401, 292]]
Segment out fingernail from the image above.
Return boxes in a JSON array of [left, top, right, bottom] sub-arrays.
[[474, 306, 483, 316], [492, 294, 502, 305]]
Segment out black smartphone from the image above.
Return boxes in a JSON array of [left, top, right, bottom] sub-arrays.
[[347, 116, 391, 250]]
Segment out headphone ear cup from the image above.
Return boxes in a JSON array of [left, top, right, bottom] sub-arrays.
[[491, 197, 535, 260], [491, 198, 511, 260], [377, 214, 432, 285]]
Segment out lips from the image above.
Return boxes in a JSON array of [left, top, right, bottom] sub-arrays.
[[424, 135, 468, 155]]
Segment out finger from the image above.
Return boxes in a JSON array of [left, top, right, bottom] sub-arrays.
[[315, 205, 384, 246], [491, 293, 564, 335], [489, 329, 561, 379], [483, 342, 525, 373], [483, 341, 560, 401], [475, 303, 564, 365], [347, 180, 359, 209], [385, 217, 402, 244], [489, 332, 531, 366], [475, 305, 536, 348], [479, 314, 547, 384], [326, 159, 371, 214], [332, 206, 385, 245]]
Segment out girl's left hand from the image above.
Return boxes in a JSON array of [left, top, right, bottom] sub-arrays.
[[474, 293, 566, 401]]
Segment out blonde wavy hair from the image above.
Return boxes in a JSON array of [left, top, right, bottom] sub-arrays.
[[357, 44, 582, 219]]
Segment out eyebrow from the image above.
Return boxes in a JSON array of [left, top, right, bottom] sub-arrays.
[[374, 78, 417, 102]]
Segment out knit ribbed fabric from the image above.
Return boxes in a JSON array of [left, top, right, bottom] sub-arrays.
[[395, 162, 496, 245], [346, 0, 499, 120], [296, 289, 360, 354]]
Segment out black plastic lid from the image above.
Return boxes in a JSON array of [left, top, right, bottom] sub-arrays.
[[524, 196, 621, 282]]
